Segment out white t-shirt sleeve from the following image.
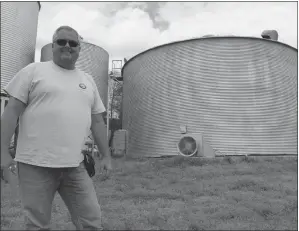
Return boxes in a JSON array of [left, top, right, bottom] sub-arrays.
[[4, 63, 35, 104], [90, 77, 106, 115]]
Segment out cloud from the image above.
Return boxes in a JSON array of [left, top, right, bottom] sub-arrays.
[[157, 2, 297, 44], [35, 2, 297, 69]]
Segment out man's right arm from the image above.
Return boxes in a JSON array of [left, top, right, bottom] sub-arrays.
[[1, 63, 35, 168], [1, 98, 26, 168], [1, 97, 26, 155]]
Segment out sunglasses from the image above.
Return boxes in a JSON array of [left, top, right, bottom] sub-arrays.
[[55, 39, 79, 47]]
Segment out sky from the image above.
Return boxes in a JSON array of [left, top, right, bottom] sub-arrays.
[[35, 1, 298, 70]]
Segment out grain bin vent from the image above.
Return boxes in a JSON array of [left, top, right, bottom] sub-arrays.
[[177, 135, 198, 157], [177, 134, 216, 158], [261, 30, 278, 41], [201, 34, 215, 38]]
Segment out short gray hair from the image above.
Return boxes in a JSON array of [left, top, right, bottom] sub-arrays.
[[52, 26, 81, 43]]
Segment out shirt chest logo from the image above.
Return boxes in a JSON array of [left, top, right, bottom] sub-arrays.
[[79, 83, 87, 89]]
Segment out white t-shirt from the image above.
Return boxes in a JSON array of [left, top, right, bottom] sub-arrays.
[[4, 61, 106, 167]]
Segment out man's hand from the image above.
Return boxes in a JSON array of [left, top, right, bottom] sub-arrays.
[[1, 149, 17, 183], [99, 155, 112, 172], [98, 154, 112, 180], [1, 149, 14, 169]]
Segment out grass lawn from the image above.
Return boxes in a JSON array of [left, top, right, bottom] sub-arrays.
[[1, 155, 298, 230]]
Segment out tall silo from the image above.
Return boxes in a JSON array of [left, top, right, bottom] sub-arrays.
[[40, 42, 109, 108], [0, 2, 41, 114], [122, 36, 298, 157]]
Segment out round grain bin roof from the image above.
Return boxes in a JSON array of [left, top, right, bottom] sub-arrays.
[[122, 36, 297, 157], [1, 2, 40, 92], [41, 42, 109, 108]]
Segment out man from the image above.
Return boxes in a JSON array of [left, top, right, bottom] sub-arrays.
[[1, 25, 112, 230]]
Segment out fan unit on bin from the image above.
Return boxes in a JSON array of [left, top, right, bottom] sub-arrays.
[[177, 133, 216, 158]]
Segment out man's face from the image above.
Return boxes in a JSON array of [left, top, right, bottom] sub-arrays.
[[52, 29, 81, 66]]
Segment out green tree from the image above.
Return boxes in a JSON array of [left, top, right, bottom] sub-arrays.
[[110, 81, 123, 120], [108, 80, 123, 147]]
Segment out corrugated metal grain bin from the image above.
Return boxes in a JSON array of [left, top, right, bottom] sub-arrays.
[[40, 42, 109, 108], [122, 36, 298, 157], [0, 1, 40, 90]]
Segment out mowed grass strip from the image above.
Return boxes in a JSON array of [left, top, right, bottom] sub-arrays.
[[1, 156, 297, 230]]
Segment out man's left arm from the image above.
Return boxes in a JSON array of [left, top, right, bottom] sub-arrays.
[[88, 74, 112, 164], [91, 113, 110, 159]]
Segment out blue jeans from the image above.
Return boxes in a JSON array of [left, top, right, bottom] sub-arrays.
[[17, 161, 102, 230]]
